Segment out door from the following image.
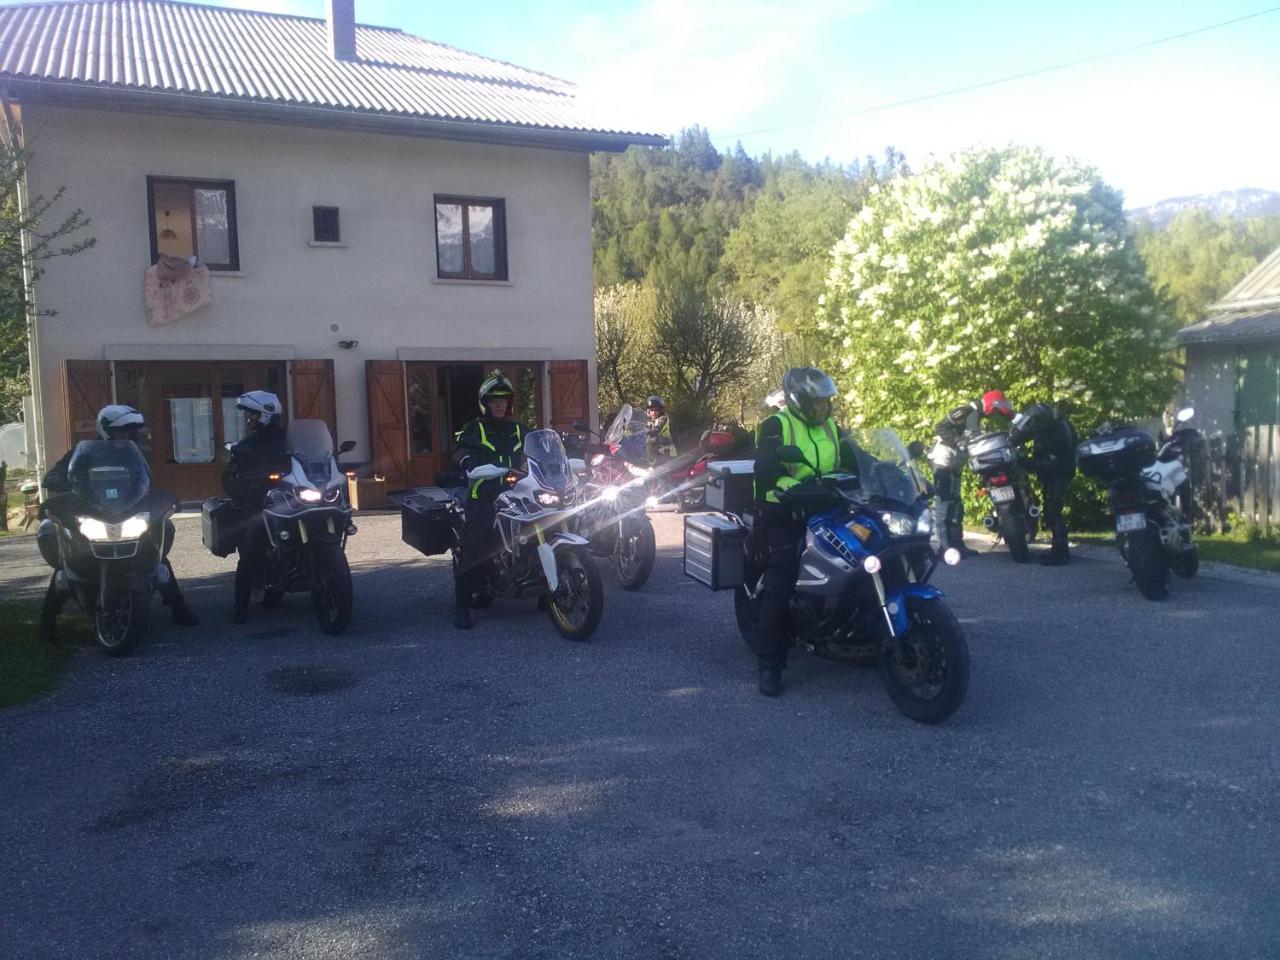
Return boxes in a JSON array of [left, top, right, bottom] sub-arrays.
[[549, 359, 589, 433], [406, 362, 441, 487], [62, 359, 113, 445], [291, 359, 337, 440], [367, 359, 409, 487]]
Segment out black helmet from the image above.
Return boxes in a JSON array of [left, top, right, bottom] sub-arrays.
[[645, 395, 665, 411], [782, 367, 838, 426], [478, 371, 514, 415]]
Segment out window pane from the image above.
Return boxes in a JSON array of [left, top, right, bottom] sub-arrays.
[[407, 366, 434, 455], [153, 181, 194, 259], [170, 397, 214, 463], [194, 188, 231, 265], [467, 204, 496, 276], [436, 203, 464, 274]]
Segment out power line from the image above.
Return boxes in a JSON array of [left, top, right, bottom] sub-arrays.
[[714, 4, 1280, 144]]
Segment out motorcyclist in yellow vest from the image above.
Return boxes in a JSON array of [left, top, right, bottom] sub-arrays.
[[752, 367, 862, 697], [644, 395, 677, 461], [451, 372, 529, 630]]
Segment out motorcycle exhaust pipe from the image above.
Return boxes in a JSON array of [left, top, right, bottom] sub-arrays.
[[1028, 505, 1042, 519], [982, 515, 997, 530]]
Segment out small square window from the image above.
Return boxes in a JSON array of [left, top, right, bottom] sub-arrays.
[[313, 206, 341, 243]]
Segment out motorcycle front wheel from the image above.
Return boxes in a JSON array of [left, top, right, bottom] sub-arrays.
[[614, 516, 656, 590], [548, 546, 603, 641], [311, 543, 354, 634], [997, 505, 1030, 563], [879, 595, 969, 724], [1126, 528, 1169, 600], [95, 588, 151, 657]]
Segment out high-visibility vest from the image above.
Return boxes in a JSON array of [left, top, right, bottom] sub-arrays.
[[759, 407, 839, 504], [458, 420, 523, 498], [652, 417, 677, 456]]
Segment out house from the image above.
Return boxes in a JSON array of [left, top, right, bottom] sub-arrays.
[[0, 0, 664, 501], [1177, 245, 1280, 525]]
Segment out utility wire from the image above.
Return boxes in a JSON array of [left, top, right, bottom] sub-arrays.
[[715, 4, 1280, 143]]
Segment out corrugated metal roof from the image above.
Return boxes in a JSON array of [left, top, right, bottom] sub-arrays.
[[1211, 245, 1280, 311], [0, 0, 663, 144], [1177, 307, 1280, 346]]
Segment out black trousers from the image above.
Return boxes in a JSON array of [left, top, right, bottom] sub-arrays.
[[755, 516, 803, 672], [1037, 471, 1071, 554], [234, 516, 270, 616], [454, 501, 498, 610], [933, 467, 964, 547]]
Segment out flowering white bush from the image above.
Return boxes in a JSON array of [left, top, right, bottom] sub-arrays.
[[807, 146, 1178, 441]]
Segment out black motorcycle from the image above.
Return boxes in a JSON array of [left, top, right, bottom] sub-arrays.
[[205, 419, 357, 634], [967, 430, 1040, 562], [40, 439, 177, 655]]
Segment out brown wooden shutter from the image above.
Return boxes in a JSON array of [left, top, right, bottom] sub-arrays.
[[290, 359, 337, 438], [63, 359, 112, 444], [549, 359, 589, 432], [366, 359, 409, 487]]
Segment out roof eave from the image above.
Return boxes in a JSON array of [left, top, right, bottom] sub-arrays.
[[2, 78, 668, 153]]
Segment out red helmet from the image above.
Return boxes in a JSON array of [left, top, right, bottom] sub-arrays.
[[983, 390, 1013, 418]]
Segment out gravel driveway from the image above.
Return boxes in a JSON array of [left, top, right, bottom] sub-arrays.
[[2, 512, 1278, 959]]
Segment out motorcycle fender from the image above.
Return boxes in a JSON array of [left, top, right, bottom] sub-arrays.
[[885, 583, 944, 635], [538, 534, 589, 592]]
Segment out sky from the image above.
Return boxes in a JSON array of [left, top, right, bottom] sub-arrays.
[[37, 0, 1280, 208]]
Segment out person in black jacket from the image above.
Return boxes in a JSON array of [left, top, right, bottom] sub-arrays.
[[1009, 400, 1078, 565], [38, 404, 198, 641], [451, 372, 530, 630], [222, 391, 289, 623]]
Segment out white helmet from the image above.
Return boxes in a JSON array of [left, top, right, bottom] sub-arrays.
[[96, 404, 145, 440], [236, 390, 281, 427]]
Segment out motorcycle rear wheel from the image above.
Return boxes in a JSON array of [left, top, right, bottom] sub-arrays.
[[997, 507, 1030, 563], [548, 546, 603, 641], [311, 543, 354, 635], [879, 596, 969, 724], [614, 516, 656, 590], [95, 589, 150, 657], [1127, 528, 1169, 600]]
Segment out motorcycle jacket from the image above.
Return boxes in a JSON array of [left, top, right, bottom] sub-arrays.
[[754, 407, 859, 508], [222, 422, 289, 508], [646, 414, 678, 458], [453, 415, 528, 499], [934, 401, 980, 449], [1010, 403, 1078, 477]]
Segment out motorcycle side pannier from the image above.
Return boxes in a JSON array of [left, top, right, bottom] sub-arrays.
[[401, 494, 455, 556], [1078, 427, 1156, 482], [704, 460, 755, 514], [683, 513, 747, 590], [202, 497, 250, 557]]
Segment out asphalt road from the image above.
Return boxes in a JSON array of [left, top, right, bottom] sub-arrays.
[[2, 512, 1278, 959]]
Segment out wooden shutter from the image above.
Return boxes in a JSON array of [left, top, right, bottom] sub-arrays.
[[63, 359, 112, 444], [549, 359, 589, 432], [291, 359, 337, 437], [366, 359, 409, 487]]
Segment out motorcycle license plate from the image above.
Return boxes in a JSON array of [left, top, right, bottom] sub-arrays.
[[1116, 512, 1146, 533], [989, 486, 1015, 503]]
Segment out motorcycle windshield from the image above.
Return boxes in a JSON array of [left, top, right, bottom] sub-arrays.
[[524, 429, 572, 492], [285, 419, 336, 485], [68, 439, 151, 518], [604, 404, 636, 445], [848, 428, 927, 505]]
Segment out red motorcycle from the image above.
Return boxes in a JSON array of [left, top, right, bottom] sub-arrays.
[[651, 426, 747, 512]]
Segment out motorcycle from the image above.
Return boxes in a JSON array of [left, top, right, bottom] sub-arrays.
[[966, 430, 1041, 562], [204, 418, 358, 634], [39, 438, 177, 655], [657, 425, 745, 513], [457, 429, 605, 640], [1078, 408, 1200, 601], [690, 429, 969, 724]]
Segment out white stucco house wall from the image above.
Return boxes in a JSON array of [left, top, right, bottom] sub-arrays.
[[1, 0, 663, 499]]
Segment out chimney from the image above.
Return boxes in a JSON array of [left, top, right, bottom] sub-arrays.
[[327, 0, 357, 62]]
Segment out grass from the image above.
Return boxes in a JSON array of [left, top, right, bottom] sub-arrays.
[[0, 600, 91, 710], [1069, 528, 1280, 573]]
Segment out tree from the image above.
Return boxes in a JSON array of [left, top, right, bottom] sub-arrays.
[[593, 284, 654, 416], [1, 115, 95, 423]]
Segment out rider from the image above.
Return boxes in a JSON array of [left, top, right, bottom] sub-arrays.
[[451, 372, 529, 630], [752, 367, 862, 697], [222, 390, 289, 623], [928, 390, 1013, 558], [1009, 398, 1078, 566], [38, 404, 199, 640], [644, 396, 677, 461]]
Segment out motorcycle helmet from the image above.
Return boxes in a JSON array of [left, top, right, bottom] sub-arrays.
[[645, 395, 665, 412], [96, 404, 145, 440], [782, 367, 838, 426], [236, 390, 281, 428], [982, 389, 1013, 418], [478, 372, 514, 415]]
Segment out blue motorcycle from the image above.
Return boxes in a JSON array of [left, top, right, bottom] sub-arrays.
[[733, 429, 970, 723]]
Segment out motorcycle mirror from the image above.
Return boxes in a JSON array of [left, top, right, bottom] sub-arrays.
[[223, 441, 234, 453], [1176, 407, 1195, 424], [906, 440, 926, 460], [338, 440, 357, 454]]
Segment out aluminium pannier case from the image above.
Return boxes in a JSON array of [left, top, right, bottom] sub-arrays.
[[401, 494, 456, 556], [1077, 427, 1157, 482], [683, 513, 747, 590], [704, 460, 755, 514], [201, 497, 250, 557]]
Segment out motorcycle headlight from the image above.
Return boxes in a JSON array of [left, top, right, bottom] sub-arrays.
[[120, 512, 150, 539], [601, 486, 621, 502], [591, 453, 605, 467], [77, 517, 110, 541], [535, 491, 562, 507], [78, 512, 149, 541], [880, 511, 917, 537], [324, 484, 343, 502], [298, 488, 323, 503], [916, 508, 934, 535]]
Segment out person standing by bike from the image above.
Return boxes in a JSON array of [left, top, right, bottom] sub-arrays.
[[928, 390, 1013, 558], [644, 396, 677, 461], [752, 368, 861, 697], [451, 372, 530, 630], [1009, 399, 1078, 566], [222, 391, 288, 623]]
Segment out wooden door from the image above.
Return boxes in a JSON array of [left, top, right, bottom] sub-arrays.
[[549, 359, 589, 432], [62, 359, 112, 445], [367, 359, 409, 487], [291, 359, 337, 440], [157, 370, 221, 502]]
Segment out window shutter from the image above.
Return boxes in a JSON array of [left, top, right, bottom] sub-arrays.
[[63, 359, 112, 444], [549, 359, 589, 432], [290, 359, 337, 438], [366, 359, 409, 487]]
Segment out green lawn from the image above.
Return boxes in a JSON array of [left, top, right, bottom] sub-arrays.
[[1069, 529, 1280, 573], [0, 600, 90, 710]]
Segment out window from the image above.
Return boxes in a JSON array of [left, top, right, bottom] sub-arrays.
[[434, 196, 507, 280], [148, 176, 239, 271], [313, 206, 341, 243]]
